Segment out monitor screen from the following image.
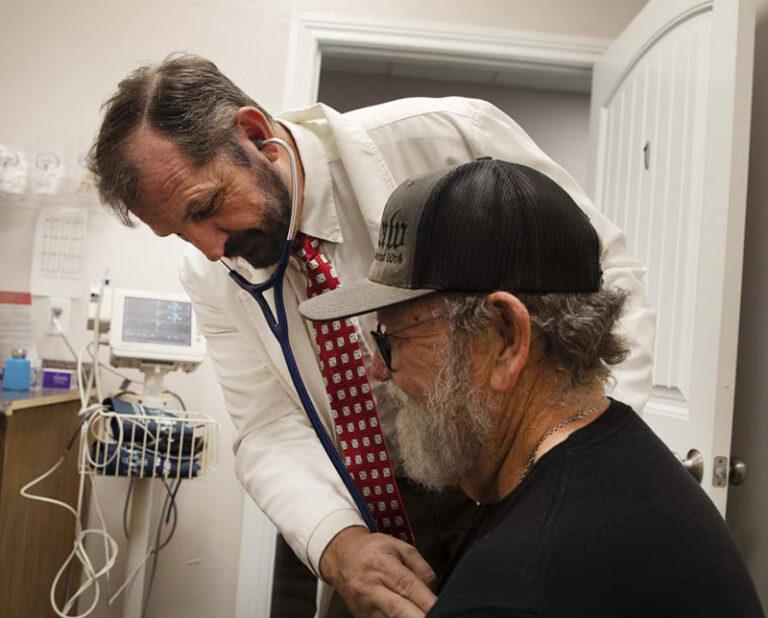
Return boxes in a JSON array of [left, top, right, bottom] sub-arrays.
[[122, 296, 192, 347]]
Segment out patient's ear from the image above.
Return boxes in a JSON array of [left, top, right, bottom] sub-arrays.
[[486, 292, 531, 393]]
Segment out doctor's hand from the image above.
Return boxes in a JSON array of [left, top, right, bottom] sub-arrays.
[[320, 526, 437, 617]]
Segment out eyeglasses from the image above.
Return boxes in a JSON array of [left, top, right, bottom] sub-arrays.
[[370, 313, 448, 372]]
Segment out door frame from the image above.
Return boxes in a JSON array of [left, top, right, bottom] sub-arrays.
[[237, 14, 611, 617], [283, 14, 611, 108]]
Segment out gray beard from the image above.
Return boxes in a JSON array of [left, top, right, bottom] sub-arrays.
[[392, 339, 496, 492]]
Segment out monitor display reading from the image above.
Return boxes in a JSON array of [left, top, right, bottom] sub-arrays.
[[122, 296, 192, 347]]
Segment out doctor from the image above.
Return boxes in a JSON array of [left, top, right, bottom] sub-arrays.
[[89, 54, 655, 617]]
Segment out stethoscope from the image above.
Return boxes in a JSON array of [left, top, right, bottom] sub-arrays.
[[220, 138, 378, 533]]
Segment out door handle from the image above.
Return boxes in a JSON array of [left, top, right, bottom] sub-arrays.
[[678, 449, 704, 484], [729, 457, 748, 486]]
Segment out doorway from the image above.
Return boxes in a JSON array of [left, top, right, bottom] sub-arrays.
[[318, 56, 591, 189]]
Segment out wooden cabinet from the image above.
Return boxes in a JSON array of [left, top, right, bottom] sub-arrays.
[[0, 388, 84, 617]]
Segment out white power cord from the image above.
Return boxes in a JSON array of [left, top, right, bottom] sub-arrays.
[[20, 399, 171, 617], [20, 404, 119, 618], [52, 314, 80, 361], [24, 293, 158, 617]]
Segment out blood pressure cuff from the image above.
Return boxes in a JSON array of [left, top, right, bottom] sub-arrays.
[[89, 442, 199, 478], [86, 396, 204, 478], [103, 396, 203, 458]]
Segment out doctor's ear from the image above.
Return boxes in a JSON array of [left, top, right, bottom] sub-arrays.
[[234, 107, 278, 158]]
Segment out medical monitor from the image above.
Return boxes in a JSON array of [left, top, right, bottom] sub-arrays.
[[109, 288, 206, 369]]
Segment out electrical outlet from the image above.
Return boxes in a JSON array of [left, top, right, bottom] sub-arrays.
[[47, 296, 72, 335]]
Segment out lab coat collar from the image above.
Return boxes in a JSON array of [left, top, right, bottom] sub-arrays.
[[278, 103, 396, 250], [277, 116, 342, 244]]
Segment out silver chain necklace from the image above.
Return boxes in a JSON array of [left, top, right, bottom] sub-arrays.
[[517, 396, 608, 485]]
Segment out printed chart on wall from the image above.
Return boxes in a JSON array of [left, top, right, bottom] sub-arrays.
[[29, 206, 88, 298]]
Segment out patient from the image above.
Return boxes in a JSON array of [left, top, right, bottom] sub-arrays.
[[299, 159, 763, 617]]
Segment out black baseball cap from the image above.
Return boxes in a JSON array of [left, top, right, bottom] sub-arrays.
[[299, 158, 602, 321]]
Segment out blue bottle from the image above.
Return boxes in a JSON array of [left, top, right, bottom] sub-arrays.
[[3, 348, 31, 391]]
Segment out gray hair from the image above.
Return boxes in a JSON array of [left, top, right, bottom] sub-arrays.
[[87, 53, 271, 226], [441, 288, 629, 385]]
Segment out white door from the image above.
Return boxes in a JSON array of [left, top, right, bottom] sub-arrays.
[[589, 0, 755, 514]]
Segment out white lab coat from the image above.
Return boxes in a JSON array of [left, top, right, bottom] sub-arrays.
[[179, 97, 656, 616]]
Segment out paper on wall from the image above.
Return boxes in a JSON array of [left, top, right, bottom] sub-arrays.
[[33, 151, 66, 195], [0, 144, 29, 195], [29, 206, 88, 299], [0, 291, 37, 366]]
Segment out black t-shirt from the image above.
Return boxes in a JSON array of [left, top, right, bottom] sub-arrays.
[[429, 399, 763, 618]]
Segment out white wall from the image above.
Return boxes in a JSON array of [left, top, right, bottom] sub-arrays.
[[726, 0, 768, 610], [0, 1, 647, 616], [318, 70, 591, 189], [295, 0, 649, 38]]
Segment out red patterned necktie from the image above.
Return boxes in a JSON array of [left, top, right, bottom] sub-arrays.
[[293, 233, 415, 544]]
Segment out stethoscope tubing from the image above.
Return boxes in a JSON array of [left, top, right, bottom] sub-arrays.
[[222, 138, 378, 533]]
